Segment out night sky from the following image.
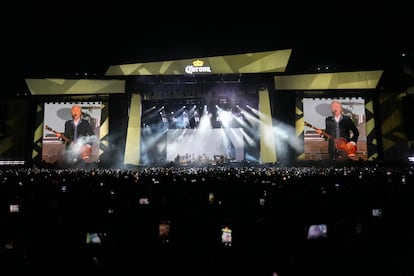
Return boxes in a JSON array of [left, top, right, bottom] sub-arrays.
[[4, 5, 413, 94]]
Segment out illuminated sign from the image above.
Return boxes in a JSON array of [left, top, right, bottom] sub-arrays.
[[185, 59, 212, 74]]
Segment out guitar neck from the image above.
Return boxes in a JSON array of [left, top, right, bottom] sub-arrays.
[[304, 122, 332, 139], [57, 133, 71, 143], [45, 125, 71, 142]]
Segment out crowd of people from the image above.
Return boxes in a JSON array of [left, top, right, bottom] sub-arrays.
[[0, 162, 413, 275]]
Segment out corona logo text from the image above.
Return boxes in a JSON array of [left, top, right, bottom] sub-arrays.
[[185, 59, 212, 74]]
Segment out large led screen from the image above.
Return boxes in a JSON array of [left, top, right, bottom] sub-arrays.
[[140, 96, 260, 165], [303, 97, 367, 161], [42, 102, 102, 165]]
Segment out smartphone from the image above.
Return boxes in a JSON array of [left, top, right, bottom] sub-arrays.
[[208, 193, 214, 204], [307, 224, 328, 240], [9, 204, 20, 213], [371, 208, 383, 217], [86, 232, 106, 244], [139, 198, 150, 205], [221, 225, 233, 247], [159, 220, 171, 245]]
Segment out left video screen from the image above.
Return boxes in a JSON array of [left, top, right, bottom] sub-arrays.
[[42, 102, 102, 165]]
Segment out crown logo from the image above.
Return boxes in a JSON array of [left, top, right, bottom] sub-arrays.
[[192, 59, 204, 67]]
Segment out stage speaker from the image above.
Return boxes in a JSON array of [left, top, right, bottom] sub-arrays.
[[402, 95, 414, 140]]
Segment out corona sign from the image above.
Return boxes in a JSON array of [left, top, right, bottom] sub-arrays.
[[185, 59, 212, 74]]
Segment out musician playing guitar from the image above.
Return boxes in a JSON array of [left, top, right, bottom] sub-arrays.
[[53, 104, 95, 164], [313, 100, 359, 161]]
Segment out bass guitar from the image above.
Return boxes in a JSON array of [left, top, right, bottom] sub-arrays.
[[45, 125, 92, 160], [304, 121, 357, 157]]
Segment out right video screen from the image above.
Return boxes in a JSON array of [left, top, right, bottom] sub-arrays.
[[302, 97, 367, 161]]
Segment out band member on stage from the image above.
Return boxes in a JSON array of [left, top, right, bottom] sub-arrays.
[[55, 104, 95, 164], [316, 100, 359, 161]]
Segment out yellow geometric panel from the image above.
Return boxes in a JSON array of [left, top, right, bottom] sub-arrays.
[[295, 106, 303, 116], [368, 153, 378, 161], [25, 79, 126, 95], [296, 117, 305, 137], [365, 100, 374, 114], [366, 118, 375, 136], [100, 118, 109, 140], [274, 70, 383, 90], [382, 137, 397, 151], [394, 131, 407, 140], [259, 89, 277, 163], [124, 94, 142, 165], [0, 137, 13, 156], [105, 49, 292, 76], [381, 110, 402, 135], [297, 152, 306, 161], [34, 124, 43, 143]]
